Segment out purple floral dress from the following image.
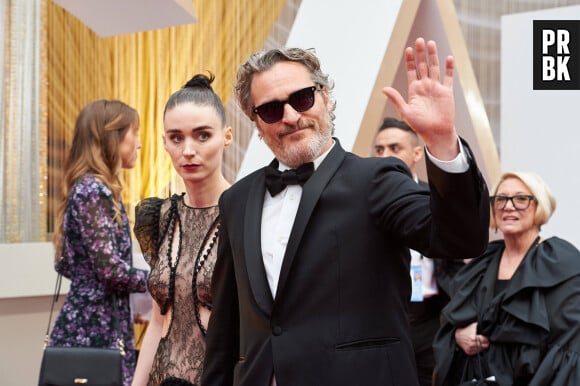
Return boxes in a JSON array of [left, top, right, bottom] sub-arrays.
[[49, 174, 148, 386]]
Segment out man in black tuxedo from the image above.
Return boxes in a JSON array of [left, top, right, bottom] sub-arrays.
[[372, 117, 466, 386], [202, 38, 490, 386]]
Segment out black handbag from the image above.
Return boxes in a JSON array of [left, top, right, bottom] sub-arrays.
[[457, 350, 499, 386], [38, 273, 125, 386]]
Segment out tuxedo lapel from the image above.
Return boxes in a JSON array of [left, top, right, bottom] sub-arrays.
[[244, 171, 274, 316], [275, 140, 346, 300]]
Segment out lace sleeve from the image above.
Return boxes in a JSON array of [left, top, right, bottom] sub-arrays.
[[134, 197, 164, 267]]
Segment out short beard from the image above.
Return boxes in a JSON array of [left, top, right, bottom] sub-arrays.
[[270, 118, 332, 168]]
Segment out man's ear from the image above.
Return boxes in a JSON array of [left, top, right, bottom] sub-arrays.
[[413, 145, 424, 163], [256, 127, 264, 141]]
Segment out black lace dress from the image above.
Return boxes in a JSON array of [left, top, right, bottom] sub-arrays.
[[134, 194, 219, 386]]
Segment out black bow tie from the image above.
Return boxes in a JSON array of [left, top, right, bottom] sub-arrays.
[[265, 161, 315, 196]]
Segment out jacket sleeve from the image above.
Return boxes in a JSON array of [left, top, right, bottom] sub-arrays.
[[368, 138, 490, 260], [423, 139, 489, 259], [202, 194, 240, 386]]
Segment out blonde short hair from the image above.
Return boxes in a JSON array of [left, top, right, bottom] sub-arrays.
[[490, 171, 556, 229]]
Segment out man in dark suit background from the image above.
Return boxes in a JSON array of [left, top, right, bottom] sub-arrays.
[[372, 117, 466, 386], [202, 38, 490, 386]]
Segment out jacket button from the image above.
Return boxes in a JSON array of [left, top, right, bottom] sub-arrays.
[[272, 326, 282, 336]]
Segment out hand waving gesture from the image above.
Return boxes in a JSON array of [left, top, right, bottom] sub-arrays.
[[383, 38, 458, 160]]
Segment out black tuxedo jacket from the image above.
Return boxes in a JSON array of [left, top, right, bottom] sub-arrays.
[[202, 139, 489, 386], [418, 180, 465, 304]]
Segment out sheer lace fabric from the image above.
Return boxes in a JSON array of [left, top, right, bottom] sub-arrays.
[[136, 195, 218, 386]]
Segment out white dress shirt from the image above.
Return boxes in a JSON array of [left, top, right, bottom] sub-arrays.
[[261, 143, 333, 296], [261, 139, 469, 298]]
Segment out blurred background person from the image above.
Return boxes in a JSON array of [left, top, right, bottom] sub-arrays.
[[372, 117, 464, 386], [372, 117, 424, 180], [132, 73, 232, 386], [433, 171, 580, 386], [49, 99, 149, 386]]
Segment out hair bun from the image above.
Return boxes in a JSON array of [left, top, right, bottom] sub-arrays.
[[183, 72, 215, 90]]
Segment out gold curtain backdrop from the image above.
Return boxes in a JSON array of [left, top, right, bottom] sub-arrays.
[[45, 0, 291, 236], [4, 0, 570, 243], [0, 0, 44, 243]]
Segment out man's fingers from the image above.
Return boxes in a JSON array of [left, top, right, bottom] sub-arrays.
[[382, 86, 406, 114], [427, 40, 440, 82], [414, 38, 428, 79], [404, 46, 418, 85], [444, 55, 454, 88]]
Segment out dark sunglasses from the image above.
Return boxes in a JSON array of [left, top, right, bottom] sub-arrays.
[[253, 85, 318, 124]]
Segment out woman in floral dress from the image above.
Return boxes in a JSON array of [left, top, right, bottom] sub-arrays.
[[132, 73, 232, 386], [50, 100, 149, 386]]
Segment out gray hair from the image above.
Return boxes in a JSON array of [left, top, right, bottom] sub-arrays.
[[234, 47, 336, 125]]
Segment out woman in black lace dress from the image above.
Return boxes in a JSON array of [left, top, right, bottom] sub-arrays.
[[132, 73, 233, 386]]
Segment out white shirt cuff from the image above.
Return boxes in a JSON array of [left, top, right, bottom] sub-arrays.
[[424, 137, 469, 173]]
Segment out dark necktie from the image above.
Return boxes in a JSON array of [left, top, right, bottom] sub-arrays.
[[265, 161, 315, 196]]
